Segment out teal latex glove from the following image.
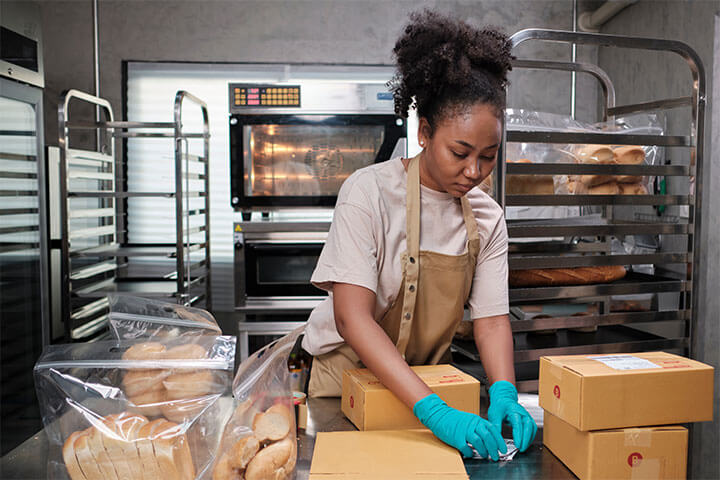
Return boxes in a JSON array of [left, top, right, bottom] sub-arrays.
[[413, 393, 506, 460], [487, 380, 537, 452]]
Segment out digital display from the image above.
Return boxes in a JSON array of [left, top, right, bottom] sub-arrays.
[[230, 84, 301, 109]]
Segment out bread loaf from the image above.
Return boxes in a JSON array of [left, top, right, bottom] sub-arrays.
[[148, 419, 195, 480], [62, 431, 88, 480], [72, 429, 104, 480], [509, 265, 627, 287], [613, 146, 645, 164]]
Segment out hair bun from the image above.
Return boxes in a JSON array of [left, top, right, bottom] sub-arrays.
[[389, 9, 513, 121]]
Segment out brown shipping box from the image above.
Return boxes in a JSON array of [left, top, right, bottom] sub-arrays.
[[309, 429, 468, 479], [342, 364, 480, 431], [543, 411, 688, 480], [539, 352, 714, 431]]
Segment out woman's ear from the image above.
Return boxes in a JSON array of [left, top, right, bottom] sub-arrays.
[[417, 117, 432, 148]]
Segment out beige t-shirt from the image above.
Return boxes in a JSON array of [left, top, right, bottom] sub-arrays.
[[301, 157, 509, 356]]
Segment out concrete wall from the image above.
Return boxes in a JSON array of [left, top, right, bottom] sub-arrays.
[[598, 2, 719, 479]]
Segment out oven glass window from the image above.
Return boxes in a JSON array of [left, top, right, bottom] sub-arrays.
[[244, 125, 384, 197], [256, 254, 317, 285]]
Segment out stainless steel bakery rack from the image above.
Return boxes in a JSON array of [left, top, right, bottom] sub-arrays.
[[451, 29, 705, 393], [55, 89, 210, 340]]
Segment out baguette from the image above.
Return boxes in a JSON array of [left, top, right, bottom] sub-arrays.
[[509, 265, 627, 287], [63, 431, 88, 480], [245, 435, 294, 480]]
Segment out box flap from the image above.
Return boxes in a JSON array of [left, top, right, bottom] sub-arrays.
[[347, 365, 478, 391], [309, 430, 468, 479], [543, 352, 713, 377]]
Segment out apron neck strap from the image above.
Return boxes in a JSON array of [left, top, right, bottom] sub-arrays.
[[406, 156, 421, 259]]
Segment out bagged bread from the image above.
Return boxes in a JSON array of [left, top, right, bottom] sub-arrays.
[[506, 159, 555, 194], [108, 295, 221, 340], [213, 326, 304, 480], [34, 336, 235, 479]]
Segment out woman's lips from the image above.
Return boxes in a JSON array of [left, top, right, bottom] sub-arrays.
[[456, 183, 474, 193]]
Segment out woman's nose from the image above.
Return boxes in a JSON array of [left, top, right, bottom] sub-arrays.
[[464, 158, 481, 180]]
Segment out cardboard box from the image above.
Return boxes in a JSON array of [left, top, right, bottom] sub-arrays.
[[543, 411, 688, 480], [342, 364, 480, 431], [309, 429, 468, 479], [539, 352, 714, 431]]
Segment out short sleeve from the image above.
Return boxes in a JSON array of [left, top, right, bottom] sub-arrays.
[[467, 216, 509, 319], [311, 199, 379, 294]]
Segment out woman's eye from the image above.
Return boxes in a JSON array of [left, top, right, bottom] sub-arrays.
[[452, 151, 467, 158]]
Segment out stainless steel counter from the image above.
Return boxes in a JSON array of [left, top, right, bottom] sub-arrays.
[[1, 397, 575, 479]]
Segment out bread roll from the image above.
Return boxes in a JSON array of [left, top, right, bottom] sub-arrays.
[[575, 145, 615, 164], [163, 344, 207, 360], [619, 183, 648, 195], [613, 146, 645, 164], [264, 404, 294, 428], [63, 431, 88, 480], [163, 370, 216, 400], [161, 396, 212, 423], [230, 436, 261, 471], [129, 388, 166, 417], [245, 435, 294, 480], [212, 451, 238, 480], [509, 265, 627, 287], [123, 369, 170, 397], [252, 409, 292, 443], [73, 429, 104, 480], [589, 182, 620, 195], [123, 342, 166, 361]]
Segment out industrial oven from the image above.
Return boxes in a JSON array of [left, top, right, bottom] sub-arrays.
[[229, 78, 407, 358]]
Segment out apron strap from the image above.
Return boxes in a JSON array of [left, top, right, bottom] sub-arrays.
[[396, 156, 422, 357], [460, 195, 481, 260]]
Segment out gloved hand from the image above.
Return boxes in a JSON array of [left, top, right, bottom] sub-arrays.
[[487, 380, 537, 452], [413, 393, 506, 460]]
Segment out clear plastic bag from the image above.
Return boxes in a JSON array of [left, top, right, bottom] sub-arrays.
[[34, 336, 236, 479], [212, 326, 304, 480], [108, 295, 221, 340]]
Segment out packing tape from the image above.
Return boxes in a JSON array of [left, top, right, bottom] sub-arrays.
[[624, 428, 653, 447]]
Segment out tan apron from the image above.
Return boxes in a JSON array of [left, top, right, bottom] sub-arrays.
[[308, 155, 481, 397]]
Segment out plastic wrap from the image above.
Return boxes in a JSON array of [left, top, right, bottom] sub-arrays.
[[212, 326, 304, 480], [34, 336, 236, 479], [108, 295, 221, 340]]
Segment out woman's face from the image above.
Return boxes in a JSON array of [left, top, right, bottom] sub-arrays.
[[417, 103, 501, 197]]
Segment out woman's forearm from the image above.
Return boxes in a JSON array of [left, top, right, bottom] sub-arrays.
[[334, 283, 432, 408], [473, 314, 516, 385]]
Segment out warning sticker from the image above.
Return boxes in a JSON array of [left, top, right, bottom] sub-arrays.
[[588, 355, 661, 371]]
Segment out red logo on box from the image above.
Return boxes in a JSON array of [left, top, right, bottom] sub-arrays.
[[349, 396, 354, 408], [553, 385, 561, 399], [628, 452, 643, 467]]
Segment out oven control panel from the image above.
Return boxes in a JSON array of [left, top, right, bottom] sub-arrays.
[[229, 83, 301, 111]]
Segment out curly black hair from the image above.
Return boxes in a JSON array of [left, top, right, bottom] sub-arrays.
[[388, 9, 514, 132]]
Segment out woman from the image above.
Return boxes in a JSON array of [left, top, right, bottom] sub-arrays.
[[300, 10, 537, 460]]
